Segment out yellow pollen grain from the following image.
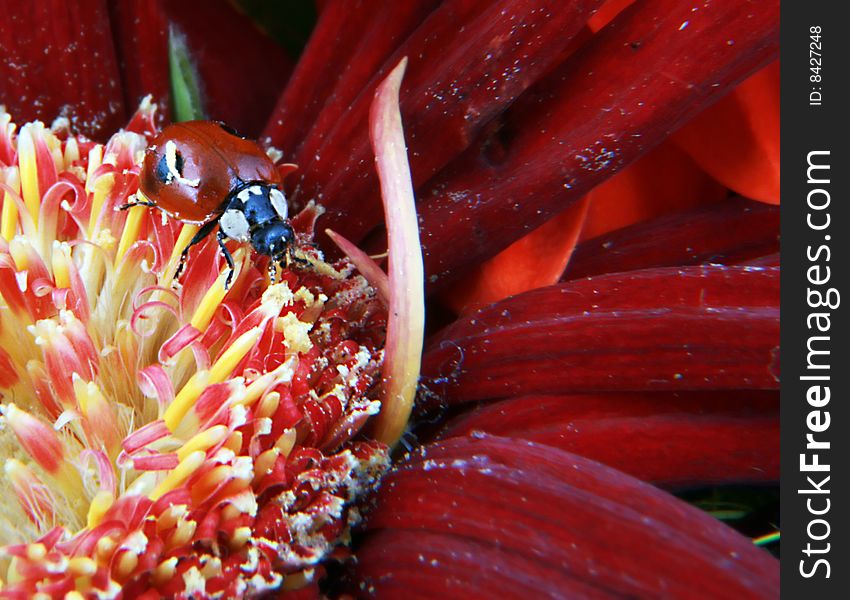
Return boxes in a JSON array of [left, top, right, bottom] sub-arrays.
[[16, 124, 41, 226], [86, 490, 115, 529], [65, 592, 85, 600], [1, 166, 21, 241], [149, 450, 205, 501], [87, 173, 115, 238], [276, 312, 313, 354], [176, 425, 229, 461], [114, 204, 147, 265]]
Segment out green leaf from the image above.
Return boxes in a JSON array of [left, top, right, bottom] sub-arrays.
[[169, 24, 206, 122], [233, 0, 317, 58]]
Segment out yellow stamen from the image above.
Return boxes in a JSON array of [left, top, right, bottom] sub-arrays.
[[87, 172, 114, 238], [224, 431, 243, 452], [176, 425, 228, 461], [115, 551, 138, 580], [162, 370, 210, 432], [153, 557, 178, 586], [85, 144, 103, 183], [95, 536, 117, 562], [114, 205, 147, 266], [255, 391, 280, 419], [254, 448, 279, 481], [165, 520, 197, 550], [68, 556, 97, 577], [75, 377, 120, 456], [161, 223, 199, 286], [8, 238, 29, 272], [1, 166, 21, 241], [26, 543, 46, 561], [189, 264, 233, 331], [275, 428, 297, 457], [63, 137, 80, 167], [16, 124, 42, 226], [51, 241, 71, 289], [149, 450, 205, 501], [230, 526, 251, 550], [86, 490, 115, 529]]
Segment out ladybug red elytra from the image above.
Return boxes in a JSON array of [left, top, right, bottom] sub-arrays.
[[125, 120, 297, 288]]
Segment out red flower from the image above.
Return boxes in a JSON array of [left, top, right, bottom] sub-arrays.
[[0, 0, 779, 597]]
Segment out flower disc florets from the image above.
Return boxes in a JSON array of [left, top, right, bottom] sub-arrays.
[[0, 101, 390, 598]]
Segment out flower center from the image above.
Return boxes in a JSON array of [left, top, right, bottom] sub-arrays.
[[0, 103, 391, 597]]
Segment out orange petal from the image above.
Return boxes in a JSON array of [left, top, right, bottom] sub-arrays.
[[444, 198, 589, 314], [587, 0, 636, 32], [672, 61, 780, 204], [581, 141, 728, 241]]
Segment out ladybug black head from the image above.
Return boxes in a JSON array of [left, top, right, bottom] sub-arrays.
[[251, 221, 295, 259]]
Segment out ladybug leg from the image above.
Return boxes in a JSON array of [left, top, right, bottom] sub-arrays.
[[284, 244, 311, 270], [118, 196, 157, 210], [173, 219, 219, 284], [216, 229, 236, 289]]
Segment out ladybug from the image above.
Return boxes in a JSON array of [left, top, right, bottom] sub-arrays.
[[126, 120, 297, 288]]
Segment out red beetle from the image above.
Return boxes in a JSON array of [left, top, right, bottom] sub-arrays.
[[126, 121, 296, 288]]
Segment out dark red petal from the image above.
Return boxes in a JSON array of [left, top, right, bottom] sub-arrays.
[[292, 0, 603, 235], [348, 436, 778, 598], [673, 61, 780, 204], [0, 0, 125, 139], [421, 266, 779, 407], [106, 0, 170, 113], [564, 198, 780, 280], [264, 0, 440, 155], [163, 0, 293, 137], [415, 0, 779, 292], [438, 391, 779, 488]]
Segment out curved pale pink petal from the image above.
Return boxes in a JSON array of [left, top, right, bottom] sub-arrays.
[[368, 59, 425, 446]]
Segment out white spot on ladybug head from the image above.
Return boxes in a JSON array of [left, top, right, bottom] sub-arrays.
[[236, 185, 265, 205], [164, 140, 200, 187], [269, 187, 288, 220], [220, 209, 250, 242]]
